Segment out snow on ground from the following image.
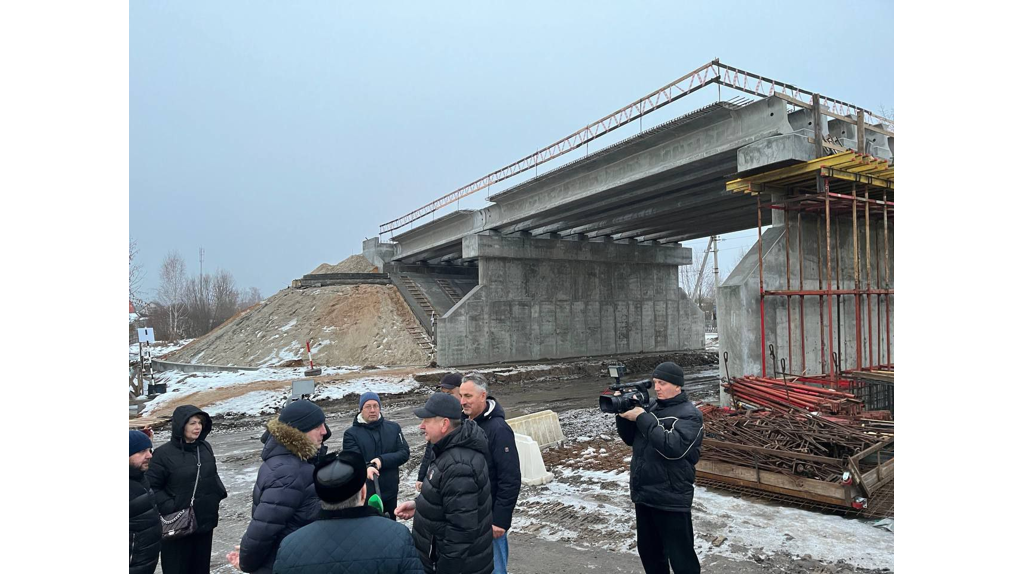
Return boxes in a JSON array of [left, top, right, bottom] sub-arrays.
[[155, 371, 421, 418], [313, 376, 418, 402], [524, 408, 894, 570], [140, 365, 360, 415], [691, 487, 894, 570], [705, 332, 719, 351], [128, 339, 195, 362]]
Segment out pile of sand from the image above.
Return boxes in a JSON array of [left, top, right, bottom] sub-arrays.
[[309, 254, 378, 275], [165, 283, 429, 367]]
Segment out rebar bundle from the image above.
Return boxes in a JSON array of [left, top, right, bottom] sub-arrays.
[[702, 410, 883, 482]]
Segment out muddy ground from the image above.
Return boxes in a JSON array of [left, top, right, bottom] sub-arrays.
[[149, 360, 892, 574]]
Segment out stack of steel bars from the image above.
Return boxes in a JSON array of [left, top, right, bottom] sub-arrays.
[[702, 410, 883, 482], [723, 376, 864, 415]]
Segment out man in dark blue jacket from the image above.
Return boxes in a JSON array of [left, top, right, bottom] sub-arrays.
[[343, 391, 411, 519], [129, 430, 161, 574], [459, 373, 521, 574], [616, 362, 704, 574], [229, 400, 330, 574], [273, 450, 423, 574]]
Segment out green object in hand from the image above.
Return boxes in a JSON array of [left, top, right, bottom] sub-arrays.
[[367, 493, 384, 514]]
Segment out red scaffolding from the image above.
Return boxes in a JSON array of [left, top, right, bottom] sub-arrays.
[[727, 150, 894, 383]]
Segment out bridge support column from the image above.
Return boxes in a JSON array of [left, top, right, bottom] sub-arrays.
[[436, 234, 704, 366]]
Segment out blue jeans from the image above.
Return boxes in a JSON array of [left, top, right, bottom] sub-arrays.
[[493, 533, 509, 574]]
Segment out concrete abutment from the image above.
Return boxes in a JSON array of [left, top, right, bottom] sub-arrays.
[[436, 235, 704, 366]]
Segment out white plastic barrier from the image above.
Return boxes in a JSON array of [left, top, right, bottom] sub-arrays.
[[506, 410, 565, 448], [515, 433, 554, 486]]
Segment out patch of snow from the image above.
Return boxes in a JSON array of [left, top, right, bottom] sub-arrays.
[[128, 339, 195, 362], [690, 486, 893, 570], [280, 318, 298, 332], [139, 365, 360, 415], [313, 377, 418, 402], [206, 390, 286, 417]]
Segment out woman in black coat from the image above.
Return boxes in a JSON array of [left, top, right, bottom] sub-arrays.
[[148, 405, 228, 574]]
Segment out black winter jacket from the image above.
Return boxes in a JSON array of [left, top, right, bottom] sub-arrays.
[[239, 417, 329, 574], [471, 398, 521, 530], [412, 420, 493, 574], [416, 443, 432, 483], [147, 405, 228, 534], [274, 506, 424, 574], [616, 392, 704, 512], [129, 466, 161, 574], [342, 414, 410, 508]]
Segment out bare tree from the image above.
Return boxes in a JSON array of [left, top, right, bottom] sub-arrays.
[[239, 286, 263, 310], [877, 104, 894, 131], [183, 273, 213, 337], [129, 237, 145, 308], [157, 252, 188, 340], [679, 263, 714, 307], [211, 270, 240, 326]]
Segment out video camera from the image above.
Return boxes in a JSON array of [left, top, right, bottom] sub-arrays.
[[599, 364, 655, 414]]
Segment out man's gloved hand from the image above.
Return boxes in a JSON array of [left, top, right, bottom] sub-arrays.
[[618, 406, 646, 421]]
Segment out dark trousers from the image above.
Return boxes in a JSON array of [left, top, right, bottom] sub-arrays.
[[160, 529, 214, 574], [635, 504, 700, 574]]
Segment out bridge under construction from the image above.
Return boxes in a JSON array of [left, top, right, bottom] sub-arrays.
[[357, 59, 894, 381]]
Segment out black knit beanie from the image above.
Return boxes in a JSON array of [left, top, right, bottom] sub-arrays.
[[652, 362, 685, 387], [278, 400, 326, 432]]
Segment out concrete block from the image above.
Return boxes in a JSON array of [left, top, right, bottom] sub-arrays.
[[514, 434, 554, 486], [507, 409, 566, 448]]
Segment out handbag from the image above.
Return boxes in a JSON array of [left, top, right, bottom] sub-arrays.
[[160, 452, 201, 540]]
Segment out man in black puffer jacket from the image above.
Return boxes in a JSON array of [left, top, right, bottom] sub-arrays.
[[147, 405, 229, 574], [230, 400, 330, 574], [459, 373, 521, 574], [415, 373, 462, 491], [343, 391, 410, 519], [616, 362, 704, 574], [129, 430, 161, 574], [274, 451, 423, 574], [395, 393, 492, 574]]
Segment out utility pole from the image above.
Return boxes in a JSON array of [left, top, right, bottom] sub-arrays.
[[712, 235, 720, 289], [712, 235, 720, 327]]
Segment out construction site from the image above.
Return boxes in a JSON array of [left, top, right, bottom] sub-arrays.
[[131, 59, 894, 573]]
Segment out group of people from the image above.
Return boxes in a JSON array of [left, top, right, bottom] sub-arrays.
[[129, 371, 524, 574], [129, 361, 703, 574], [129, 406, 229, 574]]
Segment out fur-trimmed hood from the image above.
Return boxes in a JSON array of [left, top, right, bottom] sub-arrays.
[[263, 417, 321, 462]]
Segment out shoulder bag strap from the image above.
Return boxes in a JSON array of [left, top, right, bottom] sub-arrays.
[[189, 451, 201, 507]]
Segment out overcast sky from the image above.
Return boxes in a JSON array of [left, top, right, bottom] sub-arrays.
[[129, 1, 894, 299]]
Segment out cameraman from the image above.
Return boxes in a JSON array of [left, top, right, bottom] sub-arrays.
[[615, 362, 704, 574]]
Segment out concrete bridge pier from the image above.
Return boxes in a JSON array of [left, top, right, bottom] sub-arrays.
[[436, 234, 704, 366]]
